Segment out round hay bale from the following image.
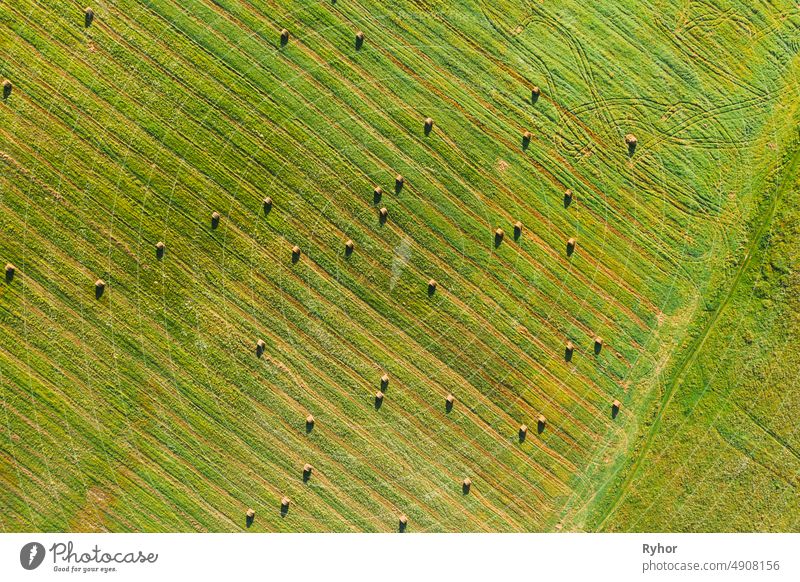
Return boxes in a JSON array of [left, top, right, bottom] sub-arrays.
[[494, 227, 504, 247], [381, 374, 389, 390], [395, 174, 404, 193], [523, 130, 532, 140], [2, 79, 12, 99], [5, 263, 15, 282], [256, 339, 266, 357], [95, 279, 105, 298], [379, 207, 388, 223], [424, 117, 434, 134], [280, 28, 289, 45], [246, 508, 255, 519], [462, 477, 472, 494], [564, 189, 573, 204], [594, 336, 603, 354], [513, 221, 522, 240], [531, 86, 541, 102], [291, 245, 301, 262], [612, 399, 621, 419], [428, 278, 437, 295], [565, 340, 574, 361], [345, 239, 354, 255], [445, 393, 455, 412], [537, 414, 547, 433], [612, 399, 621, 409], [281, 496, 290, 509], [566, 237, 576, 256], [624, 133, 637, 146], [262, 196, 273, 214], [302, 463, 313, 481], [373, 186, 383, 203], [155, 241, 165, 259], [375, 391, 384, 407], [399, 514, 408, 531], [518, 424, 528, 442], [84, 7, 94, 27], [306, 414, 315, 426], [211, 211, 220, 228], [355, 30, 364, 50]]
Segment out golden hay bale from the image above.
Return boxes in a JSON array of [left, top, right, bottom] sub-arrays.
[[494, 227, 504, 247], [281, 496, 290, 509], [424, 117, 434, 134], [302, 463, 313, 481], [5, 263, 15, 282], [95, 279, 105, 298], [428, 278, 437, 295], [262, 196, 273, 213], [2, 79, 12, 99], [612, 399, 621, 409], [355, 30, 365, 50], [345, 239, 354, 255], [395, 174, 404, 193], [518, 424, 528, 441], [375, 391, 384, 407], [373, 186, 383, 200], [84, 7, 94, 28], [306, 414, 315, 426], [211, 211, 220, 228], [379, 207, 388, 223], [625, 133, 637, 146], [513, 221, 522, 240], [246, 508, 255, 519], [565, 340, 574, 361], [445, 393, 455, 412], [256, 339, 266, 357], [612, 399, 621, 419], [537, 414, 547, 432], [155, 241, 165, 259], [531, 86, 541, 102], [280, 28, 289, 45], [381, 373, 389, 388], [399, 514, 408, 531], [594, 336, 603, 354], [462, 477, 472, 494], [566, 237, 576, 256], [292, 245, 301, 262]]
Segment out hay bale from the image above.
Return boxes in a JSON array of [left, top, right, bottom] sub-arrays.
[[256, 339, 266, 357], [5, 263, 15, 283], [246, 508, 255, 519], [306, 414, 315, 431], [612, 399, 621, 409], [345, 239, 354, 256], [302, 463, 313, 481], [373, 186, 383, 203], [625, 133, 637, 154], [355, 30, 364, 50], [518, 424, 528, 442], [428, 278, 437, 295], [375, 391, 384, 408], [84, 7, 94, 28], [379, 207, 388, 224], [566, 237, 576, 256], [462, 477, 472, 494], [494, 227, 504, 247], [155, 241, 165, 259], [537, 414, 547, 433], [395, 174, 404, 193], [95, 279, 105, 299], [513, 221, 522, 240], [565, 340, 574, 361], [531, 86, 540, 103], [563, 189, 573, 208], [594, 336, 603, 354], [262, 196, 273, 214], [291, 245, 301, 263], [2, 79, 12, 99], [445, 393, 454, 412], [522, 130, 532, 149], [281, 496, 290, 512], [399, 514, 408, 532], [424, 117, 434, 135], [380, 374, 390, 390], [612, 399, 621, 419], [280, 28, 289, 46], [211, 211, 220, 229]]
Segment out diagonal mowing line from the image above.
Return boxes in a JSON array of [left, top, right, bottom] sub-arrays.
[[596, 142, 800, 531]]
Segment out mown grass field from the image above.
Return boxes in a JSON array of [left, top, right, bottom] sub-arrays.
[[1, 0, 798, 532]]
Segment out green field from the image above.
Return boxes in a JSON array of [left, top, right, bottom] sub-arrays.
[[1, 0, 798, 532]]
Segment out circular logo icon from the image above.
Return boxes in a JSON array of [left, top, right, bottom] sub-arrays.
[[20, 542, 46, 570]]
